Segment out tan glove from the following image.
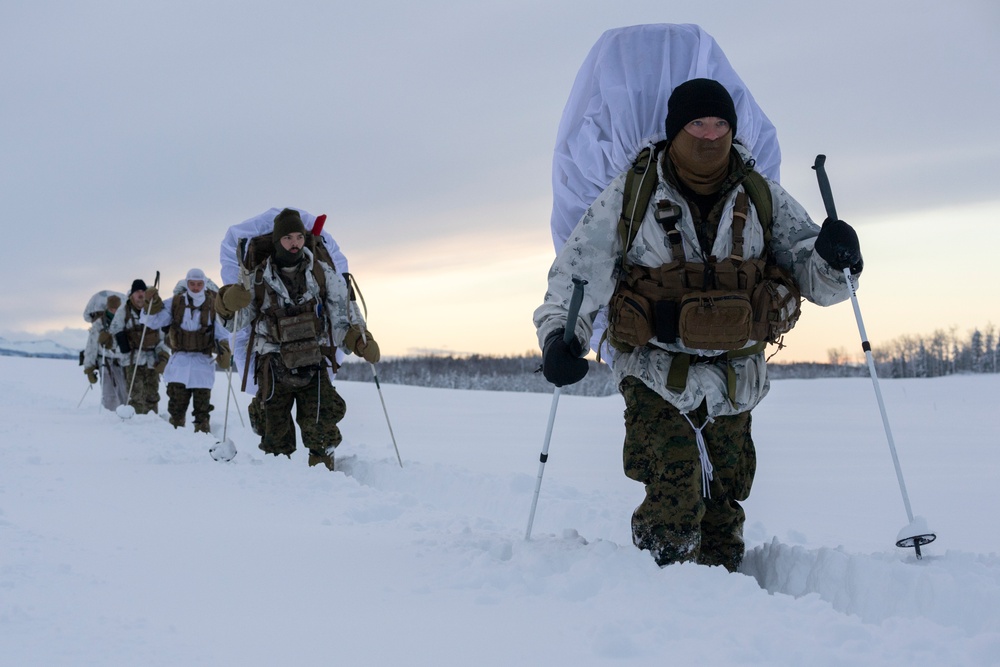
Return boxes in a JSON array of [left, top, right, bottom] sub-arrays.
[[155, 353, 169, 374], [217, 284, 252, 317], [344, 325, 381, 363], [216, 340, 232, 369], [144, 287, 164, 315], [84, 366, 98, 384], [98, 330, 113, 348]]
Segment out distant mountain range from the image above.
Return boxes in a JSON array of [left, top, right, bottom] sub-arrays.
[[0, 336, 81, 360]]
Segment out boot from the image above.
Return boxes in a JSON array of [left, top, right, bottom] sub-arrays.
[[169, 415, 185, 429], [194, 420, 211, 434], [308, 450, 335, 472]]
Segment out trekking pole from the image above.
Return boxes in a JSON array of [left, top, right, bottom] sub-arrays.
[[97, 352, 106, 413], [370, 362, 402, 467], [525, 276, 587, 541], [813, 155, 936, 558], [209, 358, 238, 462], [227, 376, 245, 428], [118, 271, 159, 420], [77, 382, 93, 408], [343, 272, 402, 468]]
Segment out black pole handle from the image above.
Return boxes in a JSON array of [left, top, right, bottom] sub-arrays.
[[811, 155, 838, 221], [563, 276, 588, 345]]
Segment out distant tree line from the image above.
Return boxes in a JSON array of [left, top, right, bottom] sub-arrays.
[[336, 354, 618, 396], [826, 324, 999, 379], [335, 325, 997, 395]]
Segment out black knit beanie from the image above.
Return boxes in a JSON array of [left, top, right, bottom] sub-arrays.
[[272, 208, 307, 245], [129, 279, 147, 296], [664, 78, 738, 143]]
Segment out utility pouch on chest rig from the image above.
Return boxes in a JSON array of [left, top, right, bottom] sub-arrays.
[[276, 312, 318, 343], [275, 310, 323, 369], [677, 290, 753, 350]]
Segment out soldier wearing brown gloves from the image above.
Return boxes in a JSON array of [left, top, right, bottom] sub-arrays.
[[217, 208, 380, 471]]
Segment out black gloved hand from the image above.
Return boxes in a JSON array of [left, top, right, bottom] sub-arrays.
[[815, 218, 864, 275], [542, 328, 588, 387]]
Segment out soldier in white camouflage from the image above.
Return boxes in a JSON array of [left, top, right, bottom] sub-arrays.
[[82, 293, 127, 411], [216, 209, 380, 471], [535, 79, 863, 572], [109, 279, 170, 415]]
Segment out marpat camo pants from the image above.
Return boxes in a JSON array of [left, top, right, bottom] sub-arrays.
[[620, 376, 756, 572]]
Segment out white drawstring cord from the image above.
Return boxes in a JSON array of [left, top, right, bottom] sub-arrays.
[[682, 413, 714, 498]]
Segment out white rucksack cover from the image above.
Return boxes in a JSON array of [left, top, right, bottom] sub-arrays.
[[550, 23, 781, 251], [83, 290, 126, 323]]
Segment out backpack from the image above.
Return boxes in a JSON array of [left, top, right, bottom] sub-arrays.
[[83, 290, 125, 324]]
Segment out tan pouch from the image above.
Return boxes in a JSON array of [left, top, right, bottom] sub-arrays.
[[275, 312, 318, 343], [678, 290, 752, 350], [749, 267, 802, 343], [280, 339, 323, 369], [608, 288, 654, 348]]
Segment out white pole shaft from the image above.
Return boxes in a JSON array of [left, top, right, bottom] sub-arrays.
[[371, 363, 403, 468], [844, 268, 915, 523], [525, 387, 562, 540]]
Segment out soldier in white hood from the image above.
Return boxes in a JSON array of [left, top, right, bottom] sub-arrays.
[[142, 268, 231, 432], [82, 293, 126, 411]]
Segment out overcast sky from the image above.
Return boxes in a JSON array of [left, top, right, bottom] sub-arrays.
[[2, 0, 998, 361]]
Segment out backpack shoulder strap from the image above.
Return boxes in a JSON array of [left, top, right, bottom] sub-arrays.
[[171, 293, 186, 325], [200, 292, 215, 328], [618, 142, 666, 254], [742, 170, 773, 247], [312, 260, 328, 299]]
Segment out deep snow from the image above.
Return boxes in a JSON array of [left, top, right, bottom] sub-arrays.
[[1, 356, 998, 666]]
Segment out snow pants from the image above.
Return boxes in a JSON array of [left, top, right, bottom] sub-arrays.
[[257, 369, 346, 460], [124, 364, 160, 415], [100, 360, 127, 412], [620, 376, 756, 573], [166, 382, 213, 432]]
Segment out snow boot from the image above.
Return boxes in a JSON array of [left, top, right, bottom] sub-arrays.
[[308, 450, 335, 472]]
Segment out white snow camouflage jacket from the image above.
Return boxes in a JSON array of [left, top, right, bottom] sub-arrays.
[[83, 315, 123, 369], [108, 302, 169, 368], [533, 145, 853, 417], [140, 293, 229, 390], [227, 247, 363, 358]]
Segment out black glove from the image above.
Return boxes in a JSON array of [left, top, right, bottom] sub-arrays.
[[542, 328, 588, 387], [815, 218, 863, 275]]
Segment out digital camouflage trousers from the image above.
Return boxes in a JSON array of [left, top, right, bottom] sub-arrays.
[[124, 364, 160, 415], [167, 382, 213, 432], [256, 369, 347, 460], [620, 376, 756, 572]]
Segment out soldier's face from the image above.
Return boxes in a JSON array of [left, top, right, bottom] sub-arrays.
[[187, 280, 205, 293], [683, 116, 731, 141], [131, 291, 145, 308], [280, 232, 305, 254]]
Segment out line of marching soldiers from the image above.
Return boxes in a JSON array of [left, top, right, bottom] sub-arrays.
[[81, 207, 379, 472]]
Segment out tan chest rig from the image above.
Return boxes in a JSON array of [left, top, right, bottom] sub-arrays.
[[609, 191, 800, 352], [607, 156, 801, 399], [168, 292, 218, 353], [125, 306, 160, 351], [254, 265, 336, 375]]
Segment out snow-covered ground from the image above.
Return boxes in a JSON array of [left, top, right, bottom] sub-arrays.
[[2, 355, 998, 666]]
